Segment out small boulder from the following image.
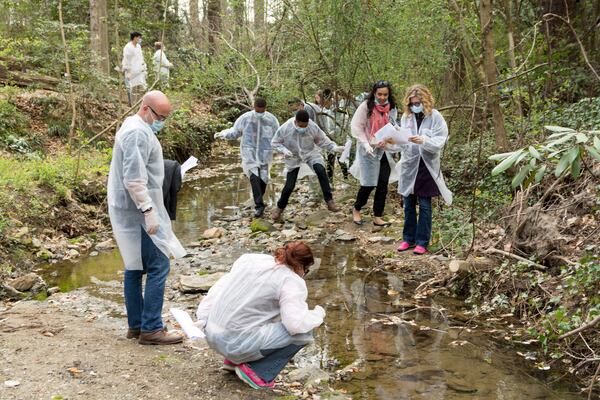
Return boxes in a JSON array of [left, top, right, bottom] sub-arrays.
[[287, 366, 330, 386], [179, 272, 227, 293], [95, 239, 115, 251], [202, 227, 226, 239], [368, 236, 394, 244], [8, 273, 46, 292]]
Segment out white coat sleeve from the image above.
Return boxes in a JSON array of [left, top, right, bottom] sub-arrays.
[[122, 45, 132, 73], [421, 111, 448, 155], [270, 125, 288, 154], [223, 115, 245, 140], [279, 277, 325, 335], [350, 102, 369, 144], [196, 272, 234, 325], [121, 130, 152, 211], [312, 124, 337, 153]]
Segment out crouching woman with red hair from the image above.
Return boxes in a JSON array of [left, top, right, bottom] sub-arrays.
[[196, 241, 324, 389]]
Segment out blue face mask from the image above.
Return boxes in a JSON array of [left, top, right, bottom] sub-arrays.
[[410, 104, 423, 114], [375, 99, 389, 105], [296, 127, 307, 134], [150, 120, 164, 133], [254, 111, 265, 119]]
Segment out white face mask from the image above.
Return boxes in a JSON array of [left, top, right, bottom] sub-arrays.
[[410, 104, 423, 114], [137, 38, 142, 45], [254, 111, 265, 119]]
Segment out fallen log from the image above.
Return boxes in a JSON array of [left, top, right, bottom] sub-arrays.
[[0, 66, 60, 91]]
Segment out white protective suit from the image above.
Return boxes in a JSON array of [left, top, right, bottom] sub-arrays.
[[271, 118, 338, 175], [349, 101, 399, 186], [196, 253, 325, 363], [122, 42, 147, 89], [152, 49, 172, 80], [220, 111, 280, 183], [107, 115, 186, 270], [396, 109, 453, 205]]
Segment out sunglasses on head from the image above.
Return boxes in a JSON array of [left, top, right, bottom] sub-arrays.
[[374, 80, 390, 88]]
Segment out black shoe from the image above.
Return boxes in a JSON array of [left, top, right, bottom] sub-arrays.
[[254, 206, 265, 218], [373, 221, 391, 227]]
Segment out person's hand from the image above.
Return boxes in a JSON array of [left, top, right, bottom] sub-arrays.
[[333, 145, 345, 154], [144, 209, 160, 235], [408, 135, 425, 145], [362, 142, 374, 156], [282, 149, 294, 158], [375, 141, 387, 149], [314, 305, 326, 318], [214, 131, 225, 139]]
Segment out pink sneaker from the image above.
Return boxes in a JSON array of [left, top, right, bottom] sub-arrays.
[[413, 245, 427, 255], [222, 359, 238, 372], [397, 241, 413, 252], [235, 363, 275, 389]]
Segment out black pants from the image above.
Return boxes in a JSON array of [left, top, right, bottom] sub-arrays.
[[326, 153, 349, 182], [277, 164, 332, 209], [249, 173, 267, 209], [353, 156, 391, 217]]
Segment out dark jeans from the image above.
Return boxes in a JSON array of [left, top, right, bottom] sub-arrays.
[[249, 172, 267, 209], [353, 156, 391, 217], [248, 344, 305, 382], [277, 163, 332, 209], [403, 194, 433, 248], [124, 228, 170, 332], [326, 153, 349, 182]]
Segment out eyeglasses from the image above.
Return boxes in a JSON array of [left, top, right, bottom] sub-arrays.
[[147, 104, 168, 121], [410, 101, 422, 106]]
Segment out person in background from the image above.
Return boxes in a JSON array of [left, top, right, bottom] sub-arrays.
[[271, 110, 344, 221], [287, 97, 316, 121], [107, 90, 186, 345], [196, 241, 324, 390], [396, 84, 452, 255], [214, 98, 279, 218], [121, 31, 147, 106], [349, 80, 399, 227], [153, 42, 173, 86], [327, 91, 352, 184]]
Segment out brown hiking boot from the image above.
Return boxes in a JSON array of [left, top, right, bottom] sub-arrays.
[[272, 207, 284, 221], [139, 329, 184, 345], [126, 328, 141, 339], [326, 200, 340, 212]]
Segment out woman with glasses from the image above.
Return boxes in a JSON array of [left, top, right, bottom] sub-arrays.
[[349, 80, 399, 226], [396, 84, 452, 255], [195, 241, 325, 389]]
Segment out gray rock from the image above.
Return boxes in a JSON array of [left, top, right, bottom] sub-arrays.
[[47, 286, 61, 295], [1, 284, 24, 300], [31, 237, 42, 248], [447, 379, 478, 393], [8, 273, 45, 292], [287, 366, 330, 386], [95, 239, 115, 251], [89, 251, 99, 257], [202, 227, 226, 239], [336, 234, 357, 242], [368, 236, 394, 244], [281, 229, 298, 239], [13, 227, 29, 239], [179, 272, 227, 293]]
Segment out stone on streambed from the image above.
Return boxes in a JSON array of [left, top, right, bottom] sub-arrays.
[[178, 272, 227, 293], [281, 229, 298, 239], [8, 273, 46, 292], [368, 236, 394, 244], [250, 219, 275, 233], [202, 227, 226, 239], [287, 366, 330, 386], [334, 229, 356, 242], [95, 239, 115, 251], [446, 379, 478, 393]]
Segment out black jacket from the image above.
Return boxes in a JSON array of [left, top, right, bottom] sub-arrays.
[[162, 160, 182, 220]]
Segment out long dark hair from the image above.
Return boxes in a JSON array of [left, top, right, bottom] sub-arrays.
[[366, 80, 396, 117]]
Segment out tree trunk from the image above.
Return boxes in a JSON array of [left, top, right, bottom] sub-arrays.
[[232, 0, 246, 40], [503, 0, 523, 119], [479, 0, 509, 151], [207, 0, 222, 55], [89, 0, 110, 76], [591, 0, 600, 57], [254, 0, 265, 31], [190, 0, 201, 46]]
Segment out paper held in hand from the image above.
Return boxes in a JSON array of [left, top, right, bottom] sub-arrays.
[[180, 156, 198, 179], [374, 123, 411, 147], [169, 308, 205, 340]]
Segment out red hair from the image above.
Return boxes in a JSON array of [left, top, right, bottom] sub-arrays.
[[274, 241, 314, 275]]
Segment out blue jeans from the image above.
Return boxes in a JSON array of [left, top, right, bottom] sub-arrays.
[[248, 344, 305, 382], [124, 228, 170, 332], [403, 195, 432, 248]]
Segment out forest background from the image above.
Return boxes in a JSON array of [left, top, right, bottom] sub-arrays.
[[0, 0, 599, 395]]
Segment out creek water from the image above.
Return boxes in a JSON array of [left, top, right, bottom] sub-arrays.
[[40, 157, 581, 399]]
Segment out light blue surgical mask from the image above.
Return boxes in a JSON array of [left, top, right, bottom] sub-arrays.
[[296, 127, 307, 134], [375, 99, 389, 105], [254, 111, 265, 119], [150, 120, 164, 133], [137, 39, 142, 45], [410, 104, 423, 114]]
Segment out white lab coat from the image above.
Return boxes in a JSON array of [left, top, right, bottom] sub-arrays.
[[152, 49, 172, 79], [122, 42, 147, 89], [396, 109, 453, 205], [196, 253, 324, 363], [221, 111, 280, 183], [348, 101, 399, 186], [271, 118, 338, 176], [107, 115, 186, 270]]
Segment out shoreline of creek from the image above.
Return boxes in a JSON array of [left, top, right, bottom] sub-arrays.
[[0, 145, 585, 399]]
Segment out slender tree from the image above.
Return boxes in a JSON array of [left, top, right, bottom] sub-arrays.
[[89, 0, 110, 75]]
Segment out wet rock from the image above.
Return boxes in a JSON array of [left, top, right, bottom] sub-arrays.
[[179, 272, 226, 293], [367, 236, 394, 244], [47, 286, 61, 296], [446, 379, 477, 393], [336, 232, 357, 242], [202, 227, 226, 239], [1, 284, 24, 300], [287, 366, 330, 386], [296, 222, 308, 230], [36, 249, 54, 260], [250, 219, 275, 233], [65, 248, 80, 259], [281, 229, 298, 239], [95, 239, 115, 251], [8, 273, 46, 292], [336, 358, 364, 382], [89, 251, 99, 257]]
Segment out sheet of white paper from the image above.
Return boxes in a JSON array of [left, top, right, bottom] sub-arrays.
[[180, 156, 198, 179], [170, 308, 205, 340], [338, 138, 353, 165], [374, 123, 411, 147]]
